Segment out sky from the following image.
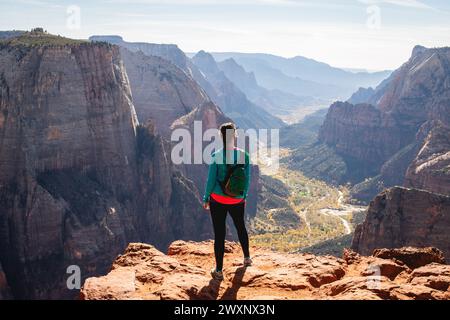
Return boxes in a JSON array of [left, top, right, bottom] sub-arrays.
[[1, 0, 449, 70]]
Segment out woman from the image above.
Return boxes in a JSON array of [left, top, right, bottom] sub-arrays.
[[203, 122, 252, 280]]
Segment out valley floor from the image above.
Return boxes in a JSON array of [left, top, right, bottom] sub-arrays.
[[250, 149, 366, 254], [278, 105, 329, 125]]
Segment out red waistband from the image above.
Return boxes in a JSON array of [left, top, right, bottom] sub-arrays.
[[210, 193, 244, 205]]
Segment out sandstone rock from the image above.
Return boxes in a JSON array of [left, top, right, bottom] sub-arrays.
[[373, 247, 445, 269], [405, 121, 450, 196], [80, 268, 138, 300], [352, 187, 450, 261], [360, 258, 409, 281], [408, 263, 450, 292], [322, 276, 395, 299], [81, 241, 450, 300], [389, 284, 449, 300]]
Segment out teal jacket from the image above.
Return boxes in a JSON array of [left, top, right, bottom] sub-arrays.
[[203, 148, 251, 203]]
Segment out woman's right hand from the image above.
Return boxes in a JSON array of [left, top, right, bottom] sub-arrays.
[[203, 202, 210, 210]]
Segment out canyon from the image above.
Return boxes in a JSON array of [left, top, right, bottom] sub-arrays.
[[1, 29, 449, 301]]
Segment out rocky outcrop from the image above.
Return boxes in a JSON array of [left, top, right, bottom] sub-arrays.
[[0, 31, 211, 299], [352, 187, 450, 260], [192, 51, 285, 129], [81, 241, 450, 300]]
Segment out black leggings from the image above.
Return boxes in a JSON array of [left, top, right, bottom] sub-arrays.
[[210, 200, 250, 271]]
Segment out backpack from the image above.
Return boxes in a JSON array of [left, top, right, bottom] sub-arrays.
[[218, 152, 246, 197]]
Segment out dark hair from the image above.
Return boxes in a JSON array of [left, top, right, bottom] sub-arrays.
[[219, 122, 236, 148]]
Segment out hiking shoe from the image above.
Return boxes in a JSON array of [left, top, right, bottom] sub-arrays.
[[244, 257, 253, 267], [210, 268, 224, 280]]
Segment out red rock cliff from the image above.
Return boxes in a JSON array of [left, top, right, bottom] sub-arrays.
[[0, 33, 211, 299], [352, 187, 450, 260]]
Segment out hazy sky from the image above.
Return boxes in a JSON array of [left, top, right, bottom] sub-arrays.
[[1, 0, 449, 70]]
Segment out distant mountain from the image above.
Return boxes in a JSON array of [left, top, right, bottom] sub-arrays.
[[211, 52, 391, 95], [212, 54, 346, 100], [191, 51, 285, 129], [217, 58, 323, 116]]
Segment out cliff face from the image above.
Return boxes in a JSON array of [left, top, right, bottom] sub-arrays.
[[405, 122, 450, 195], [0, 42, 138, 192], [375, 47, 450, 127], [318, 46, 450, 198], [0, 33, 211, 299], [81, 241, 450, 300], [352, 187, 450, 260], [319, 102, 415, 181], [119, 48, 209, 137], [0, 39, 139, 299]]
